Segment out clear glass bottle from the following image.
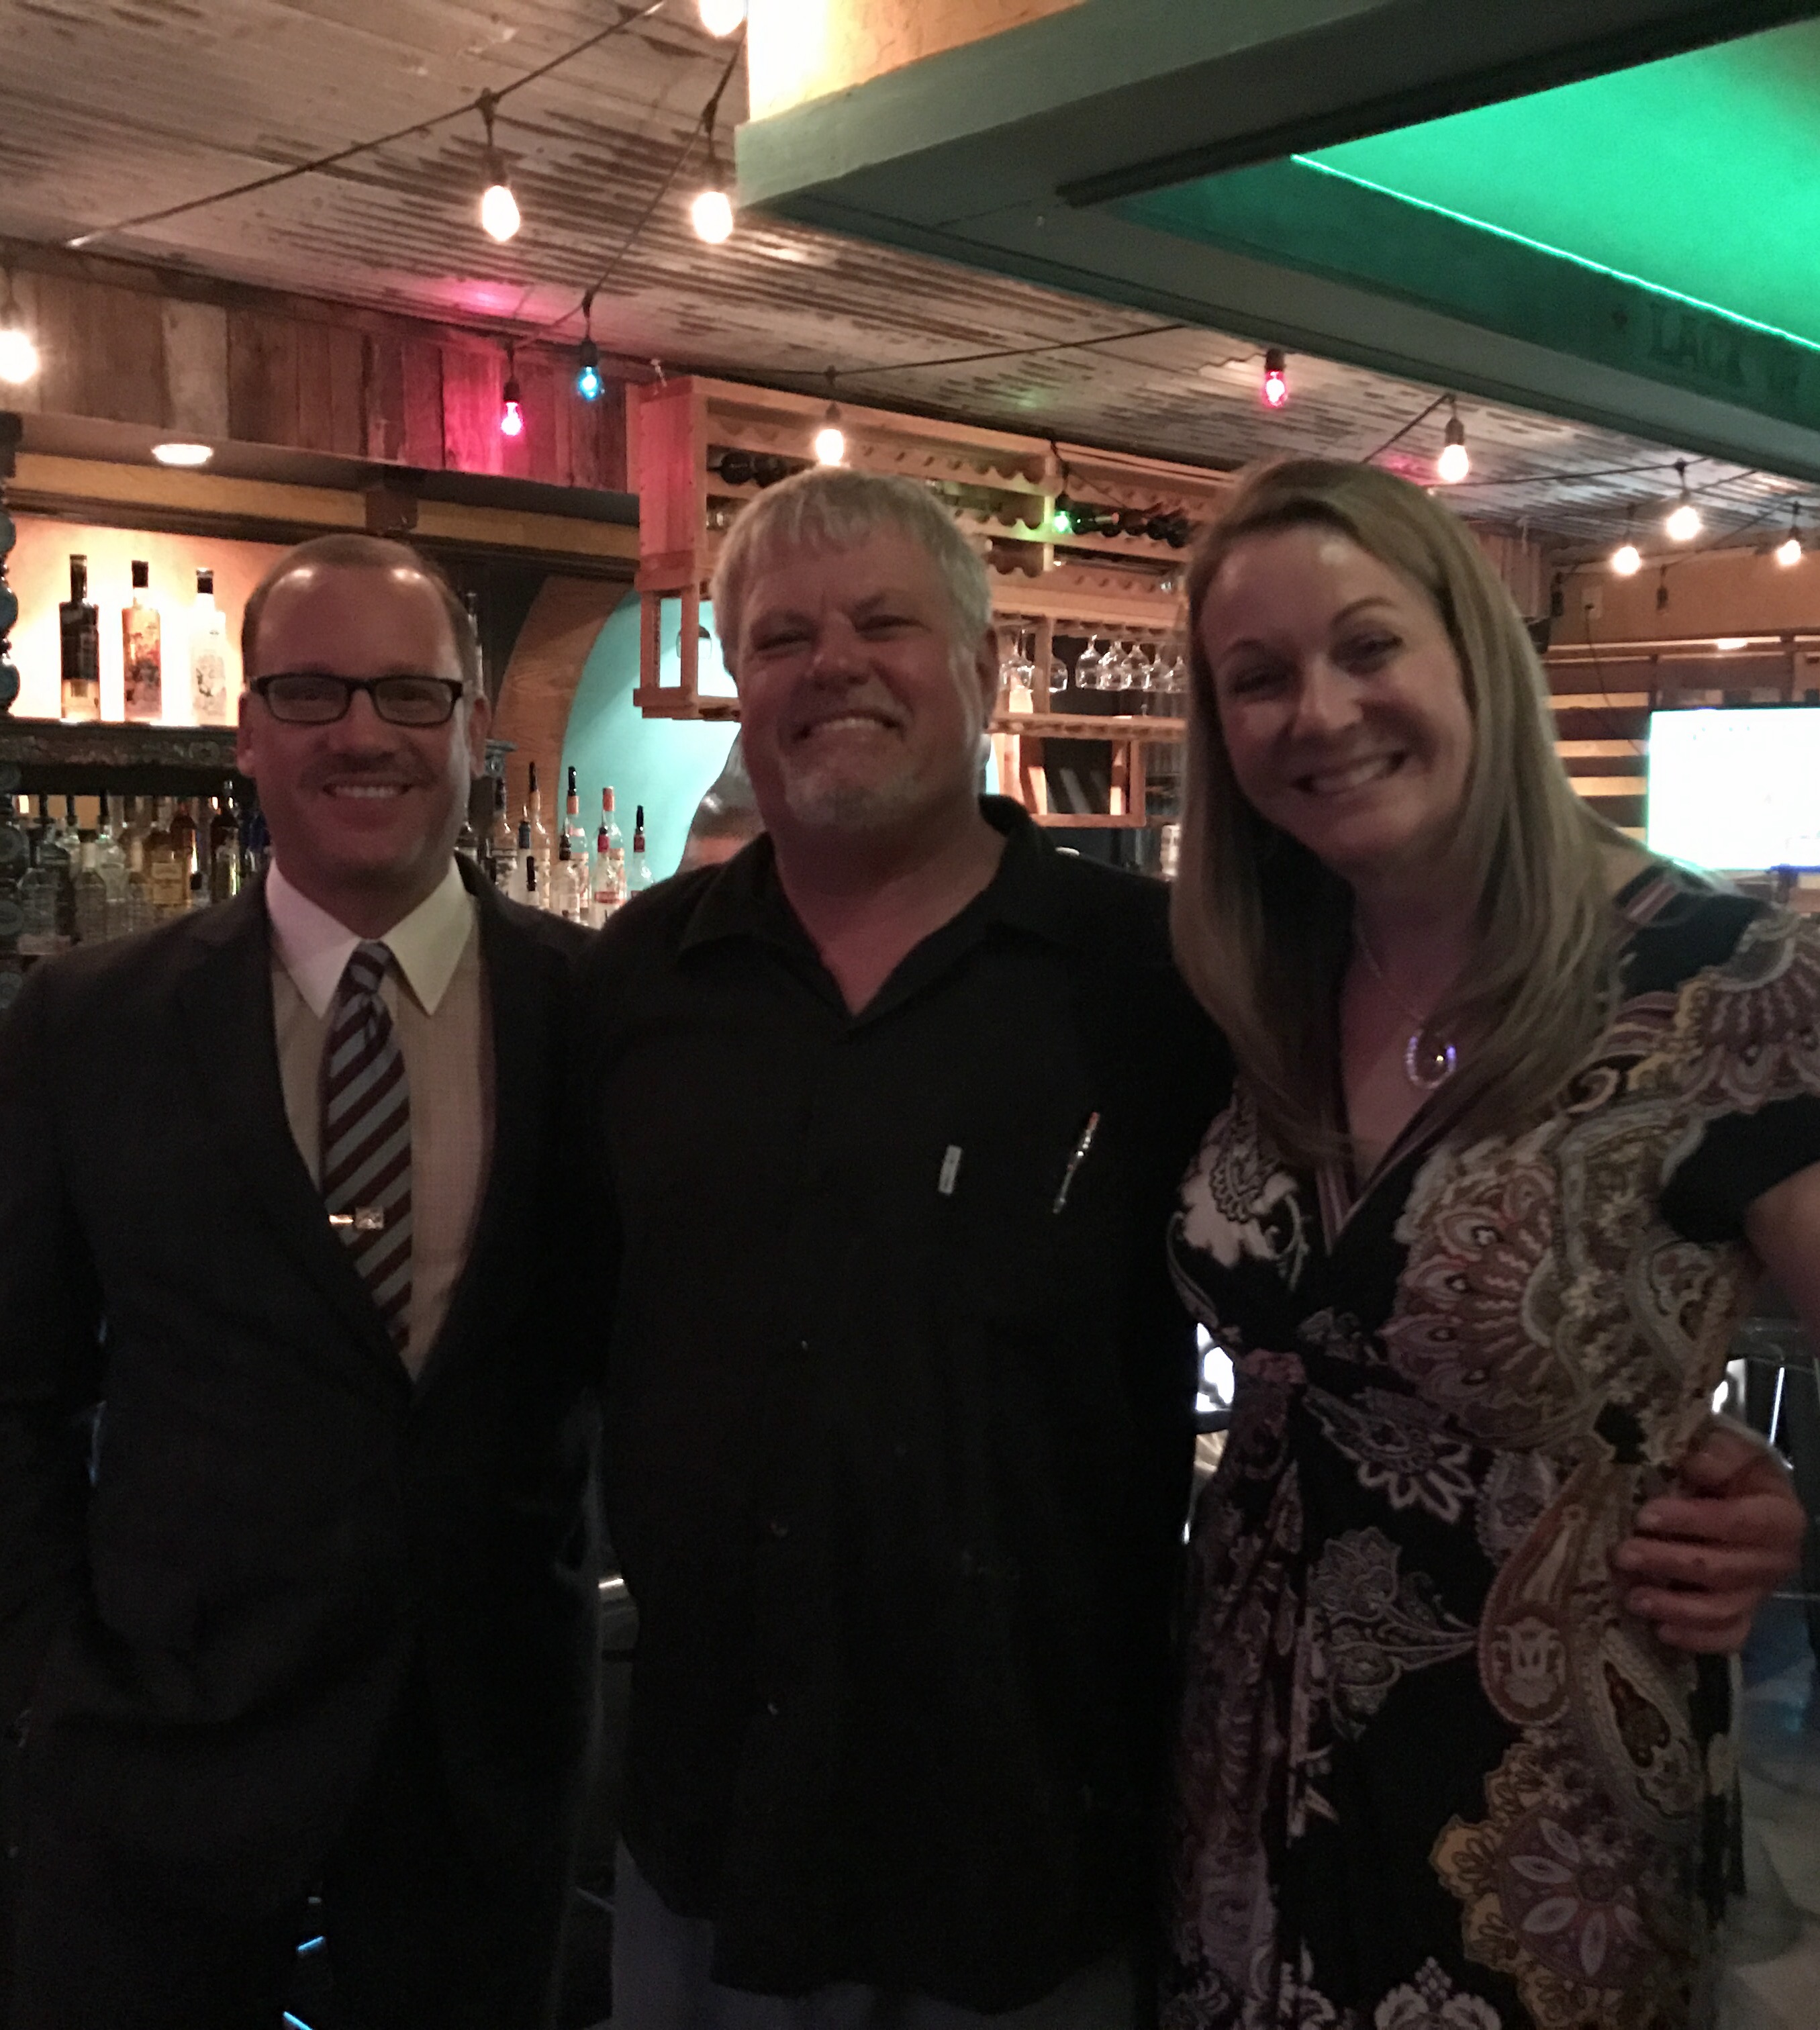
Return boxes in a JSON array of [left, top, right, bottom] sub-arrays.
[[593, 785, 626, 924], [508, 816, 534, 906], [73, 827, 108, 945], [190, 569, 230, 726], [486, 777, 514, 891], [628, 804, 655, 893], [60, 555, 101, 724], [563, 765, 591, 874], [524, 761, 553, 898], [209, 788, 240, 903], [95, 793, 131, 938], [122, 560, 163, 722], [171, 799, 199, 909], [553, 831, 587, 924], [49, 798, 78, 938]]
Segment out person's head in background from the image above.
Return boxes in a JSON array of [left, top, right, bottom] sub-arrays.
[[708, 469, 998, 875], [1171, 456, 1632, 1163], [236, 534, 488, 938], [678, 736, 764, 873]]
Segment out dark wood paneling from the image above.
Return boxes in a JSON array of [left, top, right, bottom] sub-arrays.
[[400, 337, 445, 470], [228, 309, 300, 447], [32, 275, 167, 428], [365, 333, 406, 461], [295, 320, 334, 454], [440, 346, 503, 478], [328, 326, 365, 456]]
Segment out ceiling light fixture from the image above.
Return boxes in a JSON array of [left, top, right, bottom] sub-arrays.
[[500, 346, 524, 438], [691, 169, 734, 245], [1715, 637, 1748, 652], [697, 0, 747, 34], [477, 93, 522, 243], [1778, 506, 1803, 567], [1435, 399, 1470, 484], [151, 442, 213, 467], [1611, 507, 1641, 576], [0, 271, 39, 386], [1261, 347, 1288, 409], [1665, 459, 1702, 543], [812, 369, 845, 465], [575, 290, 603, 401]]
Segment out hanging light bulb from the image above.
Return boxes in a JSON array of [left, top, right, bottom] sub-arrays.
[[1435, 400, 1470, 484], [698, 0, 747, 34], [500, 348, 524, 438], [575, 290, 602, 401], [477, 94, 521, 243], [1611, 507, 1641, 576], [1664, 459, 1701, 543], [0, 273, 38, 387], [691, 181, 734, 244], [1261, 347, 1288, 409], [813, 369, 845, 465], [1777, 506, 1803, 567]]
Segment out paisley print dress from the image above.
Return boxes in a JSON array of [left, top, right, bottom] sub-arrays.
[[1163, 871, 1820, 2030]]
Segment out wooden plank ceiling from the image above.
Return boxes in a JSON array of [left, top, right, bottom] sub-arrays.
[[0, 0, 1805, 550]]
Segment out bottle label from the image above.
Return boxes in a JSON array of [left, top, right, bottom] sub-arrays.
[[124, 612, 163, 720], [193, 646, 228, 723]]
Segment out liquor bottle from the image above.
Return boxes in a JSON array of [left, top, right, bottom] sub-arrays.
[[209, 789, 240, 903], [0, 795, 28, 953], [73, 826, 108, 945], [190, 569, 230, 726], [593, 786, 626, 924], [485, 777, 514, 891], [508, 816, 533, 906], [146, 800, 186, 918], [563, 765, 591, 871], [454, 805, 479, 869], [52, 798, 79, 937], [523, 855, 540, 908], [60, 555, 101, 724], [553, 832, 587, 924], [524, 762, 553, 898], [95, 793, 132, 938], [628, 804, 655, 893], [171, 800, 199, 908], [122, 560, 163, 722]]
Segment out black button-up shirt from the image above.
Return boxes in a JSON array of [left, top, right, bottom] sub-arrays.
[[577, 800, 1227, 2010]]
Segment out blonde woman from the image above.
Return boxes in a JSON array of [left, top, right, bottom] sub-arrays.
[[1163, 459, 1817, 2030]]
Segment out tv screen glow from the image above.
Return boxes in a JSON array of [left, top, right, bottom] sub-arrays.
[[1646, 707, 1820, 871]]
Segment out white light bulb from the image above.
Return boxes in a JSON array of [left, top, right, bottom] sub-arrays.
[[814, 421, 846, 466], [1436, 439, 1470, 485], [698, 0, 747, 34], [1715, 637, 1747, 652], [1778, 534, 1803, 567], [151, 442, 213, 467], [1611, 542, 1641, 577], [480, 179, 522, 243], [1666, 500, 1702, 542], [691, 187, 735, 244], [0, 325, 39, 385]]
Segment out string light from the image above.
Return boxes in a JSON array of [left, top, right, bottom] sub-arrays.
[[1778, 507, 1803, 567], [1611, 507, 1641, 576], [698, 0, 747, 32], [500, 347, 524, 438], [691, 138, 734, 244], [1665, 459, 1702, 543], [812, 369, 845, 465], [1261, 347, 1288, 409], [1435, 399, 1470, 484], [0, 272, 38, 386], [152, 442, 213, 467], [575, 290, 602, 401], [477, 94, 522, 244]]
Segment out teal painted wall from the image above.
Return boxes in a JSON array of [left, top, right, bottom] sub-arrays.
[[561, 597, 739, 881]]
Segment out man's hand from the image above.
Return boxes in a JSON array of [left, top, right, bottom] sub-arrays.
[[1613, 1424, 1806, 1652]]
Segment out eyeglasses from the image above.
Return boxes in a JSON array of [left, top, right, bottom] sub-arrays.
[[250, 673, 467, 726]]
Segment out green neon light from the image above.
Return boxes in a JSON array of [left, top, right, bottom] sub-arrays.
[[1288, 153, 1820, 361]]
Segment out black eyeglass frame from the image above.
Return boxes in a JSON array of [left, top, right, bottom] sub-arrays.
[[249, 673, 469, 726]]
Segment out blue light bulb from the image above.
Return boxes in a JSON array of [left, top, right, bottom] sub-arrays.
[[577, 362, 602, 401]]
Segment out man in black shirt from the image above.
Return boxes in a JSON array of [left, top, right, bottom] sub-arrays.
[[577, 470, 1223, 2026]]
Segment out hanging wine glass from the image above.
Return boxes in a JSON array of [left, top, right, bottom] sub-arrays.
[[1048, 656, 1069, 706], [1076, 637, 1104, 692], [1106, 639, 1135, 693]]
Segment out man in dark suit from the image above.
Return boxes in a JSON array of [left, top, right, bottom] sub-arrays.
[[0, 535, 594, 2029]]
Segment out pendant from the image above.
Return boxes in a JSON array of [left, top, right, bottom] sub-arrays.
[[1404, 1028, 1458, 1091]]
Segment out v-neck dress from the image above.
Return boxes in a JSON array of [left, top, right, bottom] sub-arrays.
[[1161, 871, 1820, 2030]]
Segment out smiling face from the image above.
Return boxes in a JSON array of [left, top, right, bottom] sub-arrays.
[[1199, 523, 1474, 889], [236, 561, 488, 928], [728, 527, 998, 841]]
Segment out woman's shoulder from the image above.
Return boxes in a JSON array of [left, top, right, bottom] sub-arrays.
[[1616, 861, 1817, 996]]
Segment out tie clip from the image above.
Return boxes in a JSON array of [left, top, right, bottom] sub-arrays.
[[328, 1206, 387, 1232]]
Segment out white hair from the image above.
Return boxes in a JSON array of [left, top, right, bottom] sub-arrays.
[[710, 467, 992, 663]]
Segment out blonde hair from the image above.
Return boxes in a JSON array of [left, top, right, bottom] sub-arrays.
[[1170, 458, 1629, 1165]]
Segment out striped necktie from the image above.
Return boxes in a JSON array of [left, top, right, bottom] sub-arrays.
[[321, 940, 412, 1351]]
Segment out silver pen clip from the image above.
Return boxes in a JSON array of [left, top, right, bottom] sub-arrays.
[[1052, 1111, 1101, 1215], [328, 1206, 387, 1233]]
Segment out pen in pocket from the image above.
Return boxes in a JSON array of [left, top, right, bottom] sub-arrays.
[[1052, 1111, 1101, 1214]]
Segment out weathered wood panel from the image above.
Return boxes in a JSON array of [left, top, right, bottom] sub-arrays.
[[440, 346, 504, 479], [227, 309, 300, 447]]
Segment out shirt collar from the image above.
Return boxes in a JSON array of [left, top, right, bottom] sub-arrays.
[[679, 797, 1075, 956], [265, 858, 475, 1018]]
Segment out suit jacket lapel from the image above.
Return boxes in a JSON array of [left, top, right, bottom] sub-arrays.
[[177, 878, 404, 1390]]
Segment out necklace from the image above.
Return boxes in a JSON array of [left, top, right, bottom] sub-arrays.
[[1353, 926, 1459, 1092]]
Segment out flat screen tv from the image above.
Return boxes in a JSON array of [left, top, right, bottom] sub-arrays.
[[1645, 706, 1820, 872]]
